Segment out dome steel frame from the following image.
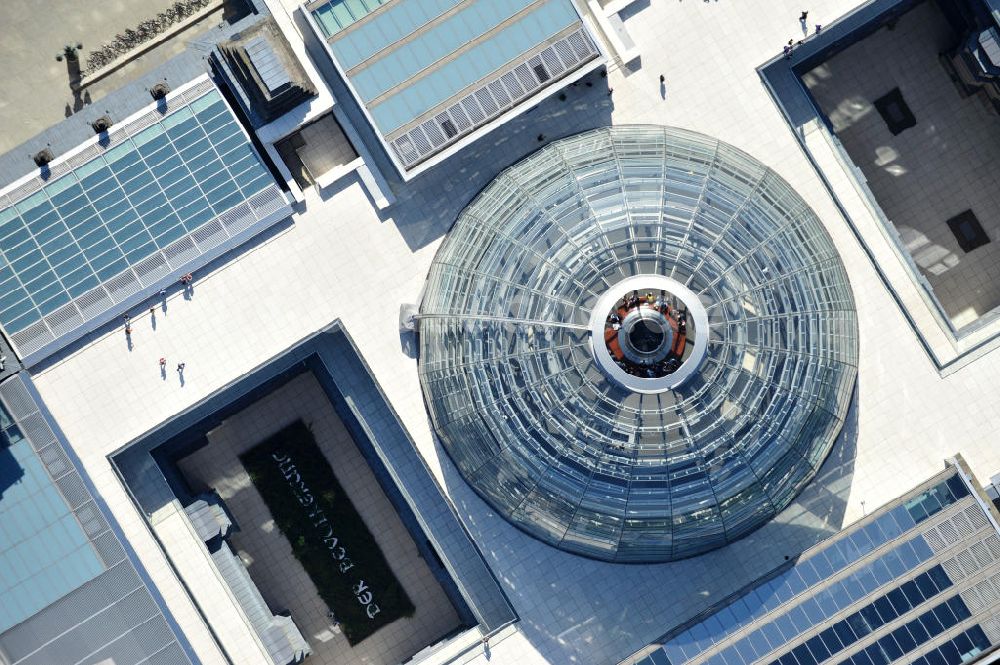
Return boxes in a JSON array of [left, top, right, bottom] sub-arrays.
[[418, 125, 858, 563]]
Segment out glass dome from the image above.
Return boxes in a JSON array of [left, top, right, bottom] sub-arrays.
[[418, 126, 858, 563]]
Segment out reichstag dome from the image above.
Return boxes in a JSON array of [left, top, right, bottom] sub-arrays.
[[418, 126, 858, 563]]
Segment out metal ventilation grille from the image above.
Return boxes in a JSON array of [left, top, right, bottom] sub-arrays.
[[92, 531, 127, 567], [985, 614, 1000, 644], [965, 503, 989, 529], [191, 219, 227, 252], [976, 578, 998, 606], [120, 109, 163, 138], [987, 534, 1000, 559], [9, 183, 290, 360], [943, 557, 965, 582], [45, 302, 84, 337], [924, 528, 945, 552], [75, 501, 110, 538], [941, 534, 1000, 585], [7, 178, 43, 206], [45, 160, 73, 181], [388, 26, 600, 169], [57, 474, 90, 510], [957, 549, 979, 576], [38, 443, 72, 480], [164, 236, 199, 265], [76, 286, 113, 318], [182, 77, 216, 102], [220, 201, 256, 234], [937, 522, 959, 549], [133, 253, 171, 286], [21, 412, 56, 451], [921, 504, 991, 553], [972, 540, 993, 567], [0, 374, 37, 419], [961, 587, 986, 613], [953, 511, 976, 537], [67, 143, 104, 169], [959, 573, 1000, 615], [104, 270, 142, 302]]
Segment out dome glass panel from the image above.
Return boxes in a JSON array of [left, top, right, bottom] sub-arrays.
[[418, 126, 859, 562]]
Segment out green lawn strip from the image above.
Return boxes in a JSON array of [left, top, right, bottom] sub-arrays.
[[240, 420, 414, 644]]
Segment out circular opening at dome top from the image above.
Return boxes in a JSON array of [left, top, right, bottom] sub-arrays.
[[589, 275, 709, 393], [629, 317, 665, 353]]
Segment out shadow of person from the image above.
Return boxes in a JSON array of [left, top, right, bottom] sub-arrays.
[[660, 80, 666, 100], [64, 103, 73, 118], [65, 55, 87, 112]]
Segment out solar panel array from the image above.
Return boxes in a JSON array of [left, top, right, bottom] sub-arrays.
[[0, 79, 290, 361]]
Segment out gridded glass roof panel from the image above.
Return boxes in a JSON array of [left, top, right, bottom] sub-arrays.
[[310, 0, 599, 170], [350, 0, 544, 101], [367, 0, 581, 134], [312, 0, 391, 38], [327, 0, 466, 69], [0, 79, 287, 361], [0, 405, 104, 632], [419, 126, 859, 563]]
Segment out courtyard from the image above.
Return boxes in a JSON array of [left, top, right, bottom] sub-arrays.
[[803, 0, 1000, 329], [175, 371, 463, 665]]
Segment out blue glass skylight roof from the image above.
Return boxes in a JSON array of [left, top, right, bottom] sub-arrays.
[[0, 404, 103, 633], [311, 0, 391, 37], [0, 77, 292, 363], [309, 0, 600, 171], [364, 0, 581, 134]]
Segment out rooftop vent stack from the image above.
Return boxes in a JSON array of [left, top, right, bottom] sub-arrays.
[[150, 82, 170, 101], [33, 149, 54, 167], [91, 115, 113, 134]]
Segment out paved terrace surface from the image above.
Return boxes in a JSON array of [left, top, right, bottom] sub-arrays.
[[26, 0, 1000, 664]]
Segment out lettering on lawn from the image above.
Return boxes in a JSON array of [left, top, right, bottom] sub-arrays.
[[272, 451, 382, 620]]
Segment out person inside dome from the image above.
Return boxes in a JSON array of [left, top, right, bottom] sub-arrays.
[[604, 291, 691, 378]]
